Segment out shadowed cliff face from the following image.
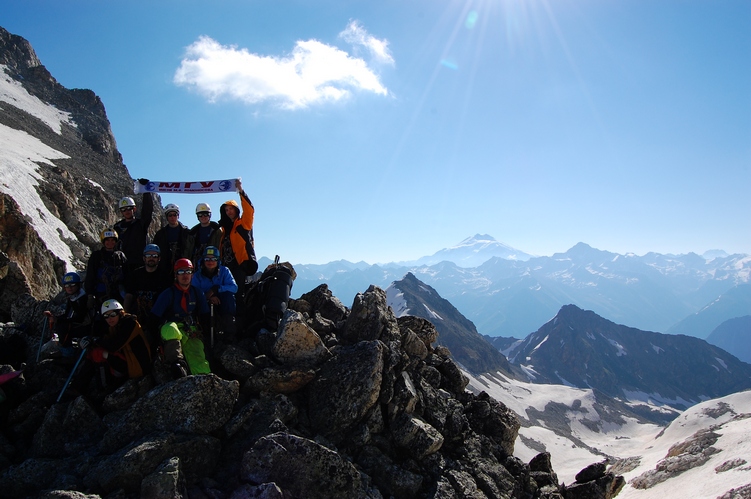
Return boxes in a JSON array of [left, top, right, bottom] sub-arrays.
[[0, 26, 160, 320]]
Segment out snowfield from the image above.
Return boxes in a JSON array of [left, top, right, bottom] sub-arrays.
[[467, 371, 751, 498], [0, 65, 79, 270]]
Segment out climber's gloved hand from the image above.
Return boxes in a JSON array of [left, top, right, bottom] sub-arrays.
[[138, 178, 150, 185], [78, 337, 92, 350]]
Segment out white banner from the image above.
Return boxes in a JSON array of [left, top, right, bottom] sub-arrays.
[[133, 178, 240, 195]]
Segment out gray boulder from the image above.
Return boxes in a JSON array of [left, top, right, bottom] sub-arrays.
[[298, 284, 348, 323], [343, 285, 400, 344], [305, 340, 384, 440], [272, 310, 332, 367], [100, 374, 238, 452], [241, 432, 377, 499], [87, 432, 220, 494], [140, 456, 188, 499]]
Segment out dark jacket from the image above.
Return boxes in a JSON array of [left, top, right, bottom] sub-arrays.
[[114, 193, 154, 266], [153, 222, 193, 271], [55, 288, 92, 346], [92, 313, 151, 378], [84, 248, 126, 303], [186, 221, 222, 267]]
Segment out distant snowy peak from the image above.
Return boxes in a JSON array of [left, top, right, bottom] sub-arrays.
[[411, 234, 532, 268], [702, 249, 730, 260]]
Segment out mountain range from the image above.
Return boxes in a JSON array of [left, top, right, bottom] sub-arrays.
[[393, 233, 533, 267], [289, 236, 750, 341], [387, 272, 751, 417]]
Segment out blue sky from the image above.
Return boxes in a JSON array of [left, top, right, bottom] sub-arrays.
[[4, 0, 750, 264]]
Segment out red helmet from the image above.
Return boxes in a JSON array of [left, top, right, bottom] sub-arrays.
[[174, 258, 194, 272]]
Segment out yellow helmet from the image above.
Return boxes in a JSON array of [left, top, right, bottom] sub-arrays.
[[99, 229, 118, 243]]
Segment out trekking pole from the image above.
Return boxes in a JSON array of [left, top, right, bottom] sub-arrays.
[[210, 303, 215, 349], [36, 316, 49, 363], [56, 347, 87, 403]]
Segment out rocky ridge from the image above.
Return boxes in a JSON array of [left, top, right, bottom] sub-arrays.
[[0, 26, 161, 321], [0, 284, 624, 499], [386, 272, 512, 375]]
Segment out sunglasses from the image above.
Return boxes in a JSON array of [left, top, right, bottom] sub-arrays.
[[120, 207, 134, 212], [204, 257, 218, 262], [176, 269, 193, 275], [103, 311, 119, 319], [166, 212, 179, 217], [144, 253, 160, 259], [63, 283, 78, 288], [197, 212, 211, 217]]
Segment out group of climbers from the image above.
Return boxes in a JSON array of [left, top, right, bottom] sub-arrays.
[[44, 178, 261, 395]]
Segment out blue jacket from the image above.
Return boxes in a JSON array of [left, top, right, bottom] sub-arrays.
[[150, 283, 209, 326], [192, 263, 238, 296]]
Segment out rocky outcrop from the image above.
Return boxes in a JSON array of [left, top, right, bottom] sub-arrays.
[[387, 272, 513, 375], [630, 428, 721, 490], [0, 26, 162, 321], [0, 284, 623, 498]]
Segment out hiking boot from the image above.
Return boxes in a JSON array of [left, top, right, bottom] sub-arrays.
[[172, 361, 189, 378]]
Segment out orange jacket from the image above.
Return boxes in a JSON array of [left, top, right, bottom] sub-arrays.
[[218, 189, 257, 275]]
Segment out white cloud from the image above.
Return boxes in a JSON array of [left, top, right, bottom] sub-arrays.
[[338, 20, 394, 65], [174, 25, 391, 110]]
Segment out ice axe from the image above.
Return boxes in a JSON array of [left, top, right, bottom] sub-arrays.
[[36, 316, 49, 364], [56, 345, 87, 403], [210, 303, 215, 349]]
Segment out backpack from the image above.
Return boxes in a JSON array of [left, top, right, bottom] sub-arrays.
[[244, 256, 296, 335]]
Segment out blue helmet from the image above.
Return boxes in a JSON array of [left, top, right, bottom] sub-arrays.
[[62, 272, 81, 285], [143, 244, 161, 255], [203, 246, 220, 259]]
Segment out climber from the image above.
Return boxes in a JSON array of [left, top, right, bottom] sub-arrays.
[[218, 179, 257, 300], [153, 203, 193, 274], [150, 258, 211, 377], [43, 271, 92, 359], [75, 299, 152, 393], [186, 202, 221, 268], [84, 229, 127, 312], [113, 183, 154, 272], [122, 243, 172, 346], [192, 246, 238, 341]]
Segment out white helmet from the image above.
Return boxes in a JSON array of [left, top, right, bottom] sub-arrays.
[[195, 203, 211, 214], [119, 197, 136, 209], [164, 203, 180, 216], [101, 299, 124, 315]]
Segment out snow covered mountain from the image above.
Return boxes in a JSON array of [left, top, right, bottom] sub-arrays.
[[292, 243, 751, 340], [0, 27, 144, 320], [506, 304, 751, 412], [396, 234, 532, 268], [466, 369, 751, 498]]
